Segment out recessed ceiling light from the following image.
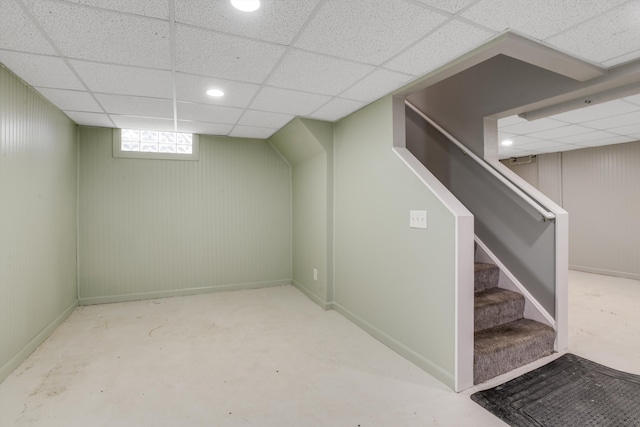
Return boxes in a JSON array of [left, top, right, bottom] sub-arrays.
[[501, 139, 514, 146], [206, 89, 224, 97], [230, 0, 261, 12]]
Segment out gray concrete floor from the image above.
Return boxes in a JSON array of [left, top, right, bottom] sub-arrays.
[[0, 270, 638, 426]]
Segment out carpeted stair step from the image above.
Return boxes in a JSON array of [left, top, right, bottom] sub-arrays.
[[474, 288, 524, 332], [474, 262, 500, 292], [474, 319, 555, 384]]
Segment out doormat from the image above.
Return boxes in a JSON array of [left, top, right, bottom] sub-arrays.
[[471, 353, 640, 426]]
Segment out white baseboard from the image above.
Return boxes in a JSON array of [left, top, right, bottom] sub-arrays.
[[291, 280, 330, 310], [570, 265, 640, 281], [333, 302, 454, 390], [0, 299, 78, 384], [78, 280, 291, 305]]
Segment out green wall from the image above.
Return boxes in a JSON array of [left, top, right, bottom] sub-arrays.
[[269, 118, 333, 307], [271, 99, 462, 387], [0, 65, 78, 383], [333, 96, 458, 387], [78, 127, 292, 303]]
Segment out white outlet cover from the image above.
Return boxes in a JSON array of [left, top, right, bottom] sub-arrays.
[[410, 210, 427, 229]]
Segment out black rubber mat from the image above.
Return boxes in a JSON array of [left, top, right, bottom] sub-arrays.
[[471, 353, 640, 426]]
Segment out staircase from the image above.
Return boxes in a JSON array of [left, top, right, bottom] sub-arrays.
[[473, 262, 555, 384]]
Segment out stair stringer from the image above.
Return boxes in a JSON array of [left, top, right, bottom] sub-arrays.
[[474, 237, 556, 336]]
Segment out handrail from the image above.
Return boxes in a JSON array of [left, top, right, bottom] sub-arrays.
[[405, 100, 556, 221]]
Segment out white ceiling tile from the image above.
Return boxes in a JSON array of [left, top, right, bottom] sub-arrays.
[[0, 0, 55, 54], [528, 124, 594, 140], [229, 126, 277, 139], [177, 102, 243, 124], [572, 135, 636, 147], [461, 0, 627, 40], [175, 0, 321, 45], [110, 115, 175, 131], [60, 0, 170, 19], [64, 111, 114, 127], [384, 19, 494, 76], [175, 73, 260, 109], [607, 123, 640, 136], [603, 49, 640, 67], [585, 110, 640, 130], [340, 68, 413, 102], [250, 87, 332, 115], [516, 139, 576, 151], [525, 145, 581, 156], [498, 131, 516, 141], [554, 130, 619, 144], [546, 2, 640, 64], [550, 99, 640, 124], [175, 25, 285, 83], [505, 135, 545, 146], [26, 1, 171, 69], [177, 121, 233, 136], [294, 0, 448, 65], [267, 50, 374, 96], [308, 98, 365, 122], [500, 118, 566, 135], [0, 51, 84, 90], [624, 94, 640, 106], [35, 88, 103, 112], [237, 110, 294, 129], [95, 94, 173, 118], [414, 0, 477, 14], [70, 60, 173, 98]]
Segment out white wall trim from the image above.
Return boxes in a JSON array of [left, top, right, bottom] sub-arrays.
[[333, 302, 455, 388], [570, 266, 640, 282], [555, 213, 569, 351], [0, 300, 78, 384], [390, 113, 474, 391], [79, 279, 291, 306], [392, 146, 475, 391], [455, 216, 475, 392], [291, 280, 331, 310]]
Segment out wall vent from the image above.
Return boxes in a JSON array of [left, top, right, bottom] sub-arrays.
[[509, 155, 537, 165]]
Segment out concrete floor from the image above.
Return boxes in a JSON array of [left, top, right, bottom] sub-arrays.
[[0, 270, 638, 426]]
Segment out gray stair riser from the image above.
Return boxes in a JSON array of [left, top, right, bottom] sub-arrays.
[[474, 263, 500, 292], [474, 333, 554, 383], [474, 291, 524, 332], [473, 261, 555, 384], [473, 319, 555, 384]]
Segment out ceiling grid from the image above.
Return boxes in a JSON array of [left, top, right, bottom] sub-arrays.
[[0, 0, 638, 154]]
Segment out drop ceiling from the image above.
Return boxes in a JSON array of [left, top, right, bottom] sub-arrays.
[[499, 94, 640, 159], [1, 0, 640, 147]]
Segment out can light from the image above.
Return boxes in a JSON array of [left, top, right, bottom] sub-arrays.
[[501, 139, 514, 147], [230, 0, 261, 12], [206, 89, 224, 97]]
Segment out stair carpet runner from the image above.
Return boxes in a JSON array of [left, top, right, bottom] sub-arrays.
[[473, 262, 555, 384]]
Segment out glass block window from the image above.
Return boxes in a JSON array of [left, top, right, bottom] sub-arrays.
[[113, 129, 199, 161], [121, 129, 193, 154]]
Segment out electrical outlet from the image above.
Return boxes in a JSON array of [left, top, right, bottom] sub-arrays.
[[313, 268, 318, 281], [410, 210, 427, 229]]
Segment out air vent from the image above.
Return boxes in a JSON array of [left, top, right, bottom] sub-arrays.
[[509, 155, 537, 165]]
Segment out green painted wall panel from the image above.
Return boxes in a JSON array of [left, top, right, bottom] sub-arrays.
[[0, 65, 78, 382], [78, 128, 291, 302], [333, 96, 458, 386], [270, 118, 333, 307]]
